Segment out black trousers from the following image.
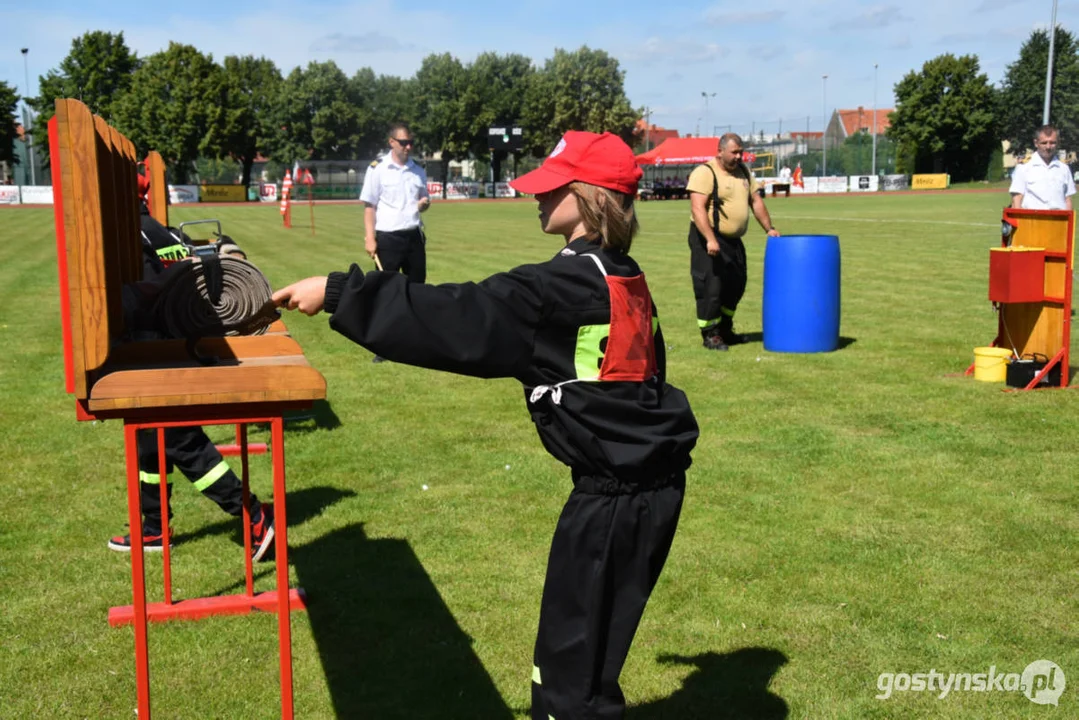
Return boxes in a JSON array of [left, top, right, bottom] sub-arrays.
[[376, 227, 426, 283], [688, 223, 747, 329], [136, 427, 261, 534], [531, 472, 685, 720]]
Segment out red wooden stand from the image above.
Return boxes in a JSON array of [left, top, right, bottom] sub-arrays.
[[967, 207, 1074, 389]]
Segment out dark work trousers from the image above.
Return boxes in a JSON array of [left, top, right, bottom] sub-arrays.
[[531, 472, 685, 720], [137, 427, 261, 534], [375, 227, 427, 283], [688, 223, 747, 329]]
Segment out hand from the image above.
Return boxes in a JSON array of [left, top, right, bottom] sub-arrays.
[[418, 196, 431, 212], [364, 236, 377, 259], [272, 276, 328, 316], [706, 240, 720, 257], [767, 227, 781, 237]]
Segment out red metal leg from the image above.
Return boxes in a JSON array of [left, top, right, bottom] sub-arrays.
[[272, 416, 294, 719], [124, 423, 152, 720], [240, 424, 254, 596], [157, 428, 173, 605]]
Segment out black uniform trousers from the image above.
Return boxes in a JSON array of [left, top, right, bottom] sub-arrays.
[[688, 223, 747, 329], [376, 227, 426, 283], [531, 472, 685, 720], [136, 427, 262, 535]]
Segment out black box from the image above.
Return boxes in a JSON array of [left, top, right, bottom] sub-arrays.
[[1006, 355, 1061, 388]]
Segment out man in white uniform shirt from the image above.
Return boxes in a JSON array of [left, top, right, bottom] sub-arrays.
[[360, 122, 431, 362], [361, 122, 431, 279], [1010, 125, 1075, 210]]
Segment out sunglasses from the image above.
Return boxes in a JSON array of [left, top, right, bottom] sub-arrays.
[[392, 137, 414, 147]]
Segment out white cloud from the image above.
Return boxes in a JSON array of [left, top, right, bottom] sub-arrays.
[[830, 5, 912, 30], [704, 9, 786, 25]]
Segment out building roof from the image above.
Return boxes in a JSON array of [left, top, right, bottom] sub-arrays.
[[636, 137, 718, 166], [836, 108, 892, 137], [634, 119, 680, 147]]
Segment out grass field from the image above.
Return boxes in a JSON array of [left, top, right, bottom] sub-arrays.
[[1, 192, 1076, 719]]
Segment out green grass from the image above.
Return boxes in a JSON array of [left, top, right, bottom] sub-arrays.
[[1, 193, 1077, 718]]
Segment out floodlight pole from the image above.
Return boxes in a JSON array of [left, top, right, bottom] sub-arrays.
[[21, 48, 35, 187], [872, 63, 878, 176], [1043, 0, 1058, 124], [822, 75, 828, 176], [644, 107, 651, 152]]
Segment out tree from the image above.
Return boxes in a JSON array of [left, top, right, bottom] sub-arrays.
[[413, 53, 472, 194], [30, 31, 139, 165], [998, 27, 1079, 157], [111, 43, 223, 183], [349, 69, 415, 160], [0, 81, 18, 172], [461, 53, 535, 180], [520, 47, 639, 157], [272, 61, 365, 164], [887, 53, 998, 181], [213, 55, 282, 187]]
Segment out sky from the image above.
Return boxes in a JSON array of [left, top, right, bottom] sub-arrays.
[[2, 0, 1077, 141]]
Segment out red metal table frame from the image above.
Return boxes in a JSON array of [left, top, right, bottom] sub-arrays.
[[85, 401, 311, 720]]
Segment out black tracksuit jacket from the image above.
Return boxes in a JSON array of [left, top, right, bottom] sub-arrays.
[[323, 236, 699, 481]]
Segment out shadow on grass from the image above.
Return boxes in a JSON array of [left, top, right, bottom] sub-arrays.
[[292, 523, 514, 719], [739, 333, 856, 350], [171, 485, 356, 548], [627, 648, 788, 720], [283, 399, 343, 432]]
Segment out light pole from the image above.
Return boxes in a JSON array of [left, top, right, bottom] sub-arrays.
[[644, 107, 652, 152], [822, 75, 828, 176], [872, 63, 878, 176], [1044, 0, 1059, 123], [701, 91, 716, 137], [21, 48, 35, 186], [696, 117, 701, 137]]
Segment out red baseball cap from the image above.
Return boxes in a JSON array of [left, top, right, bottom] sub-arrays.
[[510, 131, 643, 196]]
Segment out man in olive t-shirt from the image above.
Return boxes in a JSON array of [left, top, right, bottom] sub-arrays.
[[686, 133, 780, 351]]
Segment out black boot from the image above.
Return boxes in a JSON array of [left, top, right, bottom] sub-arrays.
[[701, 326, 728, 351], [717, 315, 744, 345]]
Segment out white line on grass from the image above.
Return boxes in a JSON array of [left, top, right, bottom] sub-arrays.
[[768, 215, 998, 228]]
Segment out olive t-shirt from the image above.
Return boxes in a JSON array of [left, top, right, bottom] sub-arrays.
[[686, 159, 757, 237]]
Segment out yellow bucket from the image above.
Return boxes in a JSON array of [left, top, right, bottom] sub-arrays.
[[973, 347, 1012, 382]]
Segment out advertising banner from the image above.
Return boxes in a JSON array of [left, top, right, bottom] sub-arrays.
[[200, 184, 246, 203], [882, 174, 909, 191], [485, 182, 516, 198], [848, 176, 879, 193], [790, 177, 819, 194], [445, 182, 480, 200], [912, 173, 949, 190], [20, 186, 54, 204], [259, 184, 279, 203], [168, 185, 199, 204], [818, 176, 849, 193], [0, 186, 21, 204]]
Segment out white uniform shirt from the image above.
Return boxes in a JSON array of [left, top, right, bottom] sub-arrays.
[[1009, 153, 1076, 210], [360, 156, 430, 232]]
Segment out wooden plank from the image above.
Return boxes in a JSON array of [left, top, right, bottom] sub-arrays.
[[88, 364, 327, 411], [146, 151, 168, 226], [94, 116, 125, 341], [105, 335, 310, 365], [60, 99, 111, 396]]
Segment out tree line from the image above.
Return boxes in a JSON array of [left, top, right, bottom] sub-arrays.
[[8, 31, 638, 186], [888, 27, 1079, 182], [3, 26, 1078, 185]]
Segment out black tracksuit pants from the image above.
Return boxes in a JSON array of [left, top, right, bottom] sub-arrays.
[[375, 227, 426, 283], [531, 472, 685, 720], [688, 223, 747, 330], [137, 427, 261, 535]]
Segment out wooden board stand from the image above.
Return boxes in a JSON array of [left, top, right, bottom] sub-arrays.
[[966, 207, 1074, 389], [49, 98, 326, 719]]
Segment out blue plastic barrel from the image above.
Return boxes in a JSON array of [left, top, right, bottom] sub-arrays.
[[762, 234, 841, 353]]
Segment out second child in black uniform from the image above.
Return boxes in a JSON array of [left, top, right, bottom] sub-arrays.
[[274, 131, 699, 720]]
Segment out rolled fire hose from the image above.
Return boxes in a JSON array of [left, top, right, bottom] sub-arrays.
[[152, 255, 280, 340]]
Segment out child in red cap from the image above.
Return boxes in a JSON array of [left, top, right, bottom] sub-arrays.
[[274, 130, 698, 719]]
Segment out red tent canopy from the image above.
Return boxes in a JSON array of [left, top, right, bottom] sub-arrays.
[[636, 137, 718, 166]]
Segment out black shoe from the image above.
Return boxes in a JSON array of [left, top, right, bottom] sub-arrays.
[[108, 528, 173, 552], [702, 334, 729, 351], [717, 317, 744, 345], [371, 355, 386, 364], [251, 504, 275, 563]]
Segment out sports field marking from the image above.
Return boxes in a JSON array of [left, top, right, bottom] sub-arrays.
[[772, 215, 998, 228]]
